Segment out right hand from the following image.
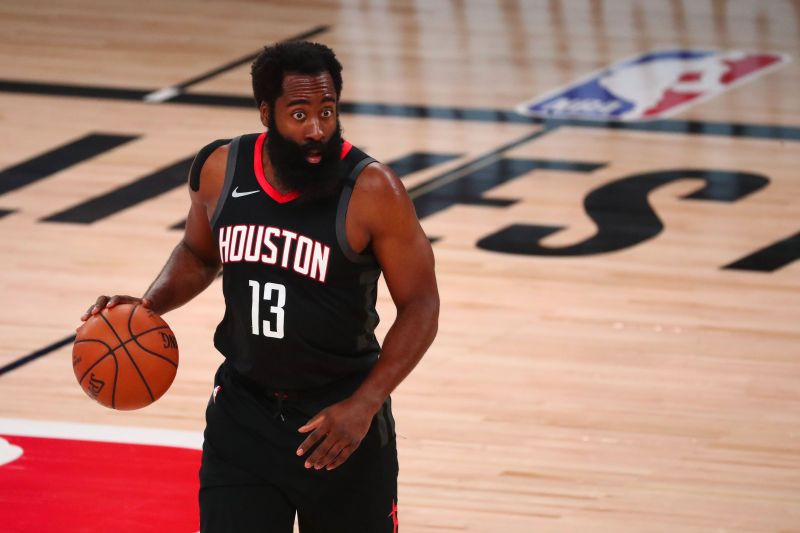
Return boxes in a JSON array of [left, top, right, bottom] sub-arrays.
[[79, 295, 151, 323]]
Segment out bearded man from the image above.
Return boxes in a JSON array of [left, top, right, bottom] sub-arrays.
[[81, 41, 439, 533]]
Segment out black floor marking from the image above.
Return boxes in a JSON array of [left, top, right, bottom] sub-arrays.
[[42, 157, 193, 224], [0, 209, 15, 219], [477, 168, 765, 257], [1, 78, 799, 141], [408, 125, 559, 202], [388, 152, 462, 179], [0, 335, 76, 376], [723, 231, 800, 272], [0, 79, 148, 100], [414, 157, 603, 220], [0, 133, 138, 196]]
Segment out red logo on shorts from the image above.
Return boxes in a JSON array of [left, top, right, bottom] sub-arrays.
[[388, 499, 398, 533]]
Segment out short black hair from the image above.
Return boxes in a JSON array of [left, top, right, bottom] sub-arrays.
[[251, 41, 343, 109]]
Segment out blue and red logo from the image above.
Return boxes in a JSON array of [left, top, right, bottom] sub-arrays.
[[516, 49, 789, 121]]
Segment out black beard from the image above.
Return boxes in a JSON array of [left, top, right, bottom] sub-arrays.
[[266, 114, 343, 204]]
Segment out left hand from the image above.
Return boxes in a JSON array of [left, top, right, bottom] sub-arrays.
[[296, 397, 376, 471]]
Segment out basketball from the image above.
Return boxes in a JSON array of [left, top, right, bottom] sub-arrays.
[[72, 303, 179, 410]]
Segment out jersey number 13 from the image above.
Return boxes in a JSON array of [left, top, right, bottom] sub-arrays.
[[248, 280, 286, 338]]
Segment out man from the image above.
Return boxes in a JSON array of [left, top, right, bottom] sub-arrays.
[[80, 41, 439, 532]]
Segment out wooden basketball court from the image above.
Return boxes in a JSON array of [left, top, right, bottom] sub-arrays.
[[1, 1, 798, 531]]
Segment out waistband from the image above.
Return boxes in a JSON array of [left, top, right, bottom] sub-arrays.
[[222, 361, 369, 404]]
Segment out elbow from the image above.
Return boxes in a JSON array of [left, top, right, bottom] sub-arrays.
[[180, 239, 221, 274], [431, 293, 440, 331], [396, 290, 439, 342], [421, 293, 440, 341]]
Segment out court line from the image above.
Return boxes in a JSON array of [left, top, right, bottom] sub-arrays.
[[0, 335, 75, 376], [1, 78, 798, 141], [0, 418, 203, 448], [408, 124, 560, 199], [143, 25, 330, 103]]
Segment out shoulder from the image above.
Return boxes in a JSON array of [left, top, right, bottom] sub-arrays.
[[189, 140, 230, 205], [189, 139, 230, 192], [352, 161, 407, 202], [199, 143, 229, 182], [351, 161, 418, 236]]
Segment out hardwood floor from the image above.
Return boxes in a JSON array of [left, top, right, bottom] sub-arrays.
[[0, 1, 798, 531]]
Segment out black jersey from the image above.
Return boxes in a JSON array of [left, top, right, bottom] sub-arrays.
[[207, 132, 382, 391]]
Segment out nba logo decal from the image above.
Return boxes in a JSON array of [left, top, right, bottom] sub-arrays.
[[516, 50, 790, 121]]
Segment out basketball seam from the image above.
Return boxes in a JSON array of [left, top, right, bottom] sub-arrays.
[[128, 319, 178, 368], [78, 352, 119, 408], [94, 315, 122, 407], [77, 338, 115, 383], [77, 326, 177, 368], [127, 310, 178, 368], [98, 307, 155, 403]]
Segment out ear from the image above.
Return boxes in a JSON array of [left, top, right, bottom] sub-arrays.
[[259, 102, 269, 128]]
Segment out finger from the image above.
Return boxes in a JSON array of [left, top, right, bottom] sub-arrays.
[[325, 445, 354, 471], [296, 429, 326, 458], [106, 295, 124, 308], [314, 441, 346, 470], [89, 296, 109, 316], [298, 413, 325, 434], [141, 298, 152, 308], [305, 436, 339, 469]]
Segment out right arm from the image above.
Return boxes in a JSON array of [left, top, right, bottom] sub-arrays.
[[80, 144, 228, 321]]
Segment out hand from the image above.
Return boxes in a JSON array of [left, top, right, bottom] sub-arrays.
[[79, 295, 151, 323], [296, 397, 376, 471]]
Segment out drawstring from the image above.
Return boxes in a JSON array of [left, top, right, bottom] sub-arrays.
[[273, 391, 289, 421]]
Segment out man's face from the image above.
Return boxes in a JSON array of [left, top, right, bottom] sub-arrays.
[[261, 72, 343, 201]]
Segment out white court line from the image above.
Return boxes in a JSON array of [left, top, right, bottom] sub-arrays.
[[143, 86, 181, 103], [0, 418, 203, 449]]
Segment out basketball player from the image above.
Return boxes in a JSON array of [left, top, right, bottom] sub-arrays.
[[80, 41, 439, 532]]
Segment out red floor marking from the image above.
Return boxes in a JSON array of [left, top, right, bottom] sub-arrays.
[[0, 435, 200, 532]]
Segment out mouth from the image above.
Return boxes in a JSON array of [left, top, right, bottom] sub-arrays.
[[305, 150, 322, 164]]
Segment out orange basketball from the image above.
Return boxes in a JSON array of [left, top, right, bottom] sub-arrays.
[[73, 303, 179, 410]]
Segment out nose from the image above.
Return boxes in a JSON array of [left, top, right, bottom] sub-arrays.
[[305, 118, 324, 143]]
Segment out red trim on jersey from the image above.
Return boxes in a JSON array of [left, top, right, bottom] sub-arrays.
[[341, 140, 353, 158], [254, 133, 354, 204], [254, 132, 301, 204]]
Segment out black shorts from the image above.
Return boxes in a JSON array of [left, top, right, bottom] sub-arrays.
[[199, 363, 399, 533]]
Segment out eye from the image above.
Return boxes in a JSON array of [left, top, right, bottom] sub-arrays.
[[292, 111, 306, 121], [321, 108, 334, 118]]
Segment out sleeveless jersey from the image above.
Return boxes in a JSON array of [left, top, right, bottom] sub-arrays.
[[207, 132, 382, 391]]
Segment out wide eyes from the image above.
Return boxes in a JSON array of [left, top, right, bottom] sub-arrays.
[[291, 108, 334, 121]]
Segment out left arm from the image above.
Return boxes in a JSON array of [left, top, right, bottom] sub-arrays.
[[297, 163, 440, 470]]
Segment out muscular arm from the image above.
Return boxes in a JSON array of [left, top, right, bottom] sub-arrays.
[[144, 145, 228, 314], [143, 198, 221, 315], [81, 144, 227, 319], [349, 163, 439, 411], [297, 163, 439, 470]]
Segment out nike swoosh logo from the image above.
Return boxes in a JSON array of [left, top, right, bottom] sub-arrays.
[[231, 187, 260, 198]]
